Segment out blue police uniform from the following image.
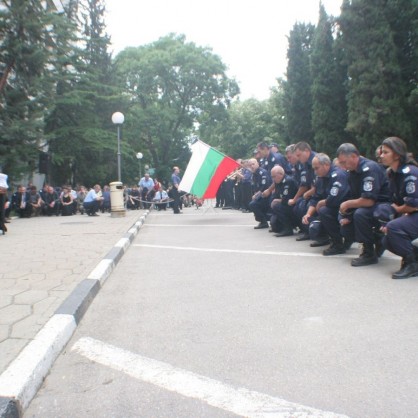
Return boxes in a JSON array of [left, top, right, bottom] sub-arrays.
[[341, 157, 390, 246], [240, 168, 253, 211], [313, 165, 350, 244], [260, 151, 293, 176], [293, 151, 317, 234], [292, 161, 304, 186], [249, 168, 272, 226], [270, 175, 298, 234], [383, 164, 418, 259]]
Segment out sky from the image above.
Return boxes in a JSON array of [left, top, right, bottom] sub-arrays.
[[105, 0, 343, 100]]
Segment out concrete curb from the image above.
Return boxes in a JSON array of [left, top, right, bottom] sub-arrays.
[[0, 212, 149, 418]]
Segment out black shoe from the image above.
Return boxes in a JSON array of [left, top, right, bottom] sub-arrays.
[[392, 255, 418, 279], [392, 262, 418, 279], [254, 222, 269, 229], [351, 244, 378, 266], [310, 239, 330, 247], [241, 209, 250, 213], [323, 243, 346, 256], [275, 230, 293, 237], [296, 233, 310, 241], [91, 213, 99, 216]]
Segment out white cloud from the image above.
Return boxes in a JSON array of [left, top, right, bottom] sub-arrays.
[[105, 0, 342, 100]]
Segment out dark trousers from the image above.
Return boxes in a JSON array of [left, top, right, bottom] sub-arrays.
[[270, 202, 294, 232], [293, 198, 310, 233], [318, 206, 341, 242], [384, 212, 418, 258], [341, 206, 377, 245], [249, 196, 270, 223], [241, 182, 252, 211], [172, 188, 180, 213], [0, 193, 6, 232], [84, 200, 99, 215]]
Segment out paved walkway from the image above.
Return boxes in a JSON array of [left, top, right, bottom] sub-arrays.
[[0, 210, 147, 375]]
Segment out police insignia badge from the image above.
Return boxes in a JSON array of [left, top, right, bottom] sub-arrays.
[[301, 176, 306, 183], [406, 182, 415, 194], [283, 189, 288, 195], [363, 181, 373, 192], [330, 186, 338, 196], [262, 179, 266, 185]]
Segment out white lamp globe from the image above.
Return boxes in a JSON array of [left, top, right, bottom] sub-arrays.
[[112, 112, 125, 125]]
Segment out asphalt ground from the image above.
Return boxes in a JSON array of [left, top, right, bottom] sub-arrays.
[[18, 205, 418, 418], [0, 209, 148, 417]]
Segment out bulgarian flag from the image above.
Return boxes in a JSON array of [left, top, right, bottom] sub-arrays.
[[179, 140, 240, 199]]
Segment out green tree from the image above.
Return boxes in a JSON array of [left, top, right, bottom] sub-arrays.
[[310, 4, 347, 156], [46, 0, 120, 186], [283, 22, 315, 145], [0, 0, 56, 179], [385, 0, 418, 154], [113, 34, 239, 182], [339, 0, 411, 156]]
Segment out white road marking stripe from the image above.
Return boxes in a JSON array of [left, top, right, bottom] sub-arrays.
[[133, 244, 400, 261], [133, 244, 346, 258], [72, 337, 350, 418], [145, 224, 255, 227]]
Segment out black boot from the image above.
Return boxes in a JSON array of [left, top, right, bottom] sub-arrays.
[[323, 239, 346, 256], [351, 243, 378, 267], [254, 222, 268, 229], [392, 255, 418, 279], [275, 229, 293, 237]]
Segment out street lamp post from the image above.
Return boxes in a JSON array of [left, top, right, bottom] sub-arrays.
[[136, 152, 143, 180], [111, 112, 125, 182]]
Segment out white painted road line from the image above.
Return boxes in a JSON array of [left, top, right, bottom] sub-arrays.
[[134, 244, 401, 261], [133, 244, 348, 258], [144, 224, 256, 227], [72, 337, 350, 418]]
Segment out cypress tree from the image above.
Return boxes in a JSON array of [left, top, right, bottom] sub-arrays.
[[283, 23, 315, 145], [46, 0, 120, 186], [339, 0, 411, 156], [0, 0, 55, 178], [310, 4, 347, 156]]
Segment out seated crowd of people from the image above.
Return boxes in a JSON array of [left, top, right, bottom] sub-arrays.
[[226, 139, 418, 280], [4, 184, 111, 219]]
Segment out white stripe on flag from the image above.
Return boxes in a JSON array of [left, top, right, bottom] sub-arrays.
[[179, 141, 209, 193]]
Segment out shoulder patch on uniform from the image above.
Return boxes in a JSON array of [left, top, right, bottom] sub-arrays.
[[332, 181, 342, 187], [363, 181, 373, 192], [406, 182, 416, 194], [405, 175, 417, 182], [330, 187, 339, 196]]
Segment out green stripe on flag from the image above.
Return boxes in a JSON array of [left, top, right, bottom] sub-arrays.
[[190, 147, 224, 197]]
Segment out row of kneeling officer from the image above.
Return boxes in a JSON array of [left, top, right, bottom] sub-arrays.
[[247, 138, 418, 280]]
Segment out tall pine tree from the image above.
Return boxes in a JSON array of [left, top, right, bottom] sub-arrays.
[[283, 23, 315, 145], [46, 0, 120, 186], [0, 0, 56, 178], [339, 0, 411, 156], [310, 4, 347, 156]]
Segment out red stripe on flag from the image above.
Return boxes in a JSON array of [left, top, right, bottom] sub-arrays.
[[203, 157, 240, 199]]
